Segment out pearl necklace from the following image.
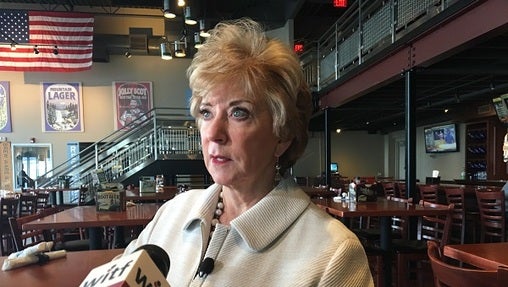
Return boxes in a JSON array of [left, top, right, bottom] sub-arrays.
[[210, 191, 224, 237]]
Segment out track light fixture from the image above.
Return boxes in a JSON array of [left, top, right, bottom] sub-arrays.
[[124, 51, 132, 58], [33, 45, 39, 54], [174, 41, 186, 57], [163, 0, 176, 18], [184, 6, 197, 25], [53, 46, 58, 55], [194, 32, 202, 49], [177, 0, 185, 7], [160, 42, 173, 60], [199, 19, 210, 38]]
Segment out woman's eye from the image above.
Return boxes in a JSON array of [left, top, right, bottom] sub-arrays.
[[199, 109, 211, 119], [231, 108, 249, 119]]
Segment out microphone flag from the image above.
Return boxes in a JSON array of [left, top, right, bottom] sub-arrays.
[[79, 249, 170, 287]]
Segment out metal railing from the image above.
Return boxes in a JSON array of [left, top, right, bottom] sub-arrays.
[[301, 0, 465, 92], [36, 107, 202, 190]]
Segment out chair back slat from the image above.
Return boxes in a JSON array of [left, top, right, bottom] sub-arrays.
[[381, 182, 396, 197], [418, 200, 454, 248], [35, 191, 50, 211], [444, 187, 466, 244], [427, 240, 498, 287], [19, 194, 37, 216], [475, 190, 506, 242], [9, 206, 63, 252], [419, 184, 439, 203], [387, 196, 413, 239], [0, 197, 20, 255], [396, 182, 407, 198]]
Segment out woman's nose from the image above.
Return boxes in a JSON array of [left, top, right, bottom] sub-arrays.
[[203, 117, 227, 143]]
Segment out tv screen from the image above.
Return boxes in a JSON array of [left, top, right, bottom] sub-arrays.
[[424, 123, 458, 153], [492, 93, 508, 124], [330, 162, 338, 173]]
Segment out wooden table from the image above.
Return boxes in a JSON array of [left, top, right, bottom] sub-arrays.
[[23, 203, 161, 230], [0, 249, 123, 285], [23, 203, 161, 249], [444, 242, 508, 270], [316, 197, 451, 287]]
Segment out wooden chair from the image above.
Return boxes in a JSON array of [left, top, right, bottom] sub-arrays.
[[9, 206, 90, 252], [35, 191, 50, 211], [355, 196, 411, 243], [19, 193, 37, 216], [9, 207, 59, 251], [475, 189, 506, 242], [0, 197, 20, 256], [444, 187, 466, 244], [355, 196, 412, 287], [392, 200, 454, 287], [381, 181, 396, 197], [418, 184, 439, 203], [427, 240, 499, 287], [396, 182, 407, 198]]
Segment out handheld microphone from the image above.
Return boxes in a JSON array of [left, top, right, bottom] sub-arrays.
[[80, 244, 170, 287]]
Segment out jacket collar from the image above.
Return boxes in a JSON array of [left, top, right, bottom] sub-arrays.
[[182, 178, 311, 252]]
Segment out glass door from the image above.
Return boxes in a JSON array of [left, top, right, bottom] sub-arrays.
[[12, 144, 52, 190]]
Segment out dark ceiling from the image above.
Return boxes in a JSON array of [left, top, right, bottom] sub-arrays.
[[3, 0, 505, 135], [0, 0, 345, 44]]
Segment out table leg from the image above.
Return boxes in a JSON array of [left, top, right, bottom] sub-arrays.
[[49, 191, 57, 206], [88, 227, 104, 250], [380, 216, 392, 287], [113, 226, 126, 248], [57, 190, 64, 205]]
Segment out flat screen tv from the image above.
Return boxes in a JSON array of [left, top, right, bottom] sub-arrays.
[[424, 123, 458, 153], [492, 93, 508, 124], [330, 162, 338, 173]]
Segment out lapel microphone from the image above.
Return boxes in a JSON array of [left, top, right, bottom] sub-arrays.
[[198, 257, 215, 278]]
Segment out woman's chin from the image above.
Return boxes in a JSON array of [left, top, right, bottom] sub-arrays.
[[210, 175, 233, 186]]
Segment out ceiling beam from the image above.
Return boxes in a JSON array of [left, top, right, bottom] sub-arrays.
[[320, 0, 508, 108]]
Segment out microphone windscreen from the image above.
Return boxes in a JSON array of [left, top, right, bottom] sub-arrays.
[[134, 244, 170, 277], [198, 257, 215, 277]]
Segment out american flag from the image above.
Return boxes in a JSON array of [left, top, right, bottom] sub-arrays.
[[0, 10, 94, 72]]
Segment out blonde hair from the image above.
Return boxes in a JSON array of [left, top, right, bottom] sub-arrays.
[[187, 18, 312, 174]]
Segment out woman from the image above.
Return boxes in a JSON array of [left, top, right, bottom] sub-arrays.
[[122, 18, 373, 287]]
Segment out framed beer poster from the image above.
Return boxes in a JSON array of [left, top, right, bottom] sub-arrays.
[[113, 81, 153, 130], [0, 81, 12, 133], [42, 82, 84, 132]]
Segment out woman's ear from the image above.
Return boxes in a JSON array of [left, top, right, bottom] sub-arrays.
[[274, 139, 292, 157]]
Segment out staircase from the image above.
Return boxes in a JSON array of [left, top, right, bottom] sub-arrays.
[[36, 107, 209, 192]]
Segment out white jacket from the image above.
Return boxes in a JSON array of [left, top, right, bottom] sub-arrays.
[[123, 178, 374, 287]]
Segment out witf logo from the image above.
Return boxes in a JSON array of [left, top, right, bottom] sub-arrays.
[[81, 251, 169, 287], [135, 267, 163, 287], [81, 260, 134, 286]]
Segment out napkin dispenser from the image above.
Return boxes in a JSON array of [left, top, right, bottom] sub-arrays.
[[139, 176, 156, 193], [96, 190, 126, 211]]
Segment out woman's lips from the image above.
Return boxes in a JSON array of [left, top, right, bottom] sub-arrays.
[[210, 155, 231, 164]]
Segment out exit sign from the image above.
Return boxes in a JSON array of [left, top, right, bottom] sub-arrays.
[[294, 43, 304, 53], [333, 0, 347, 8]]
